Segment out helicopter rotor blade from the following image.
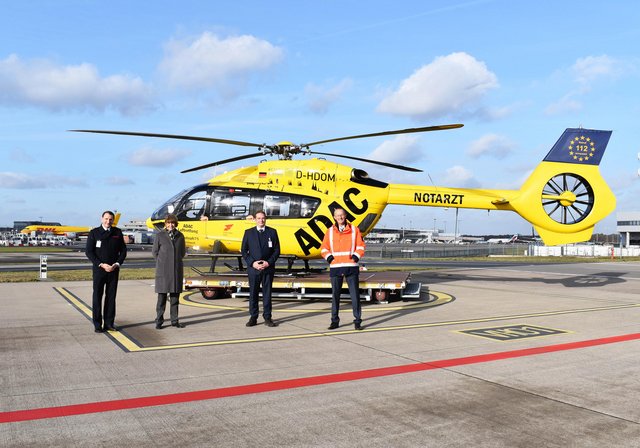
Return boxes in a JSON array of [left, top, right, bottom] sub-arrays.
[[70, 129, 262, 148], [310, 150, 422, 172], [303, 123, 463, 147], [180, 153, 265, 174]]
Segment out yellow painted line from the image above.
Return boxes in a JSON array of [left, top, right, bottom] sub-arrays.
[[181, 290, 452, 313], [54, 287, 142, 352], [54, 287, 640, 352]]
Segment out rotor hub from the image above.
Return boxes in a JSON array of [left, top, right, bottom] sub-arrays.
[[558, 191, 576, 207]]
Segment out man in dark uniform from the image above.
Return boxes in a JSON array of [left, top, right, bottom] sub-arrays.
[[86, 210, 127, 333], [241, 210, 280, 327]]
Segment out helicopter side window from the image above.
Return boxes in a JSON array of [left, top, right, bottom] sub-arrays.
[[176, 190, 208, 221], [211, 191, 251, 219], [301, 197, 320, 218], [264, 195, 291, 217]]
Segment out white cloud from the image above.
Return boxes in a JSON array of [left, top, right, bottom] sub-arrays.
[[305, 78, 353, 114], [367, 135, 422, 164], [159, 32, 284, 98], [106, 176, 135, 186], [545, 54, 626, 115], [0, 172, 87, 189], [466, 134, 515, 159], [0, 54, 154, 115], [572, 55, 622, 87], [545, 94, 582, 115], [127, 147, 192, 167], [377, 52, 498, 120], [442, 165, 480, 188]]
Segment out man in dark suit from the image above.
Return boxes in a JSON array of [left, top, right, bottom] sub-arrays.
[[241, 210, 280, 327], [86, 210, 127, 333]]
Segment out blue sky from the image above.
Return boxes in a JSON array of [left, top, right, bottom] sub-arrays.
[[1, 0, 638, 235]]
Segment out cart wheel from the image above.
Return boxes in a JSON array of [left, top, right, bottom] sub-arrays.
[[375, 290, 388, 303], [201, 288, 223, 300]]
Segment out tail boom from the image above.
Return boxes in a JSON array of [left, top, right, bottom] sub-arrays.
[[386, 128, 615, 246]]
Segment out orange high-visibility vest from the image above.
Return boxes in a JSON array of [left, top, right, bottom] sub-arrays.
[[321, 222, 365, 268]]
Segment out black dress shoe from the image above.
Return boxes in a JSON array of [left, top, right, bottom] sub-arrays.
[[264, 319, 278, 327], [104, 326, 118, 332], [328, 322, 339, 330], [171, 322, 185, 328], [155, 323, 163, 329], [354, 323, 363, 331], [246, 318, 258, 327], [94, 327, 104, 333]]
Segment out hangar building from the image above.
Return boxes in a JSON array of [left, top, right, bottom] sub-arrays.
[[617, 211, 640, 247]]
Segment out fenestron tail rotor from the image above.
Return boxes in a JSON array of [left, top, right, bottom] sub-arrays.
[[541, 173, 594, 224], [70, 123, 463, 173]]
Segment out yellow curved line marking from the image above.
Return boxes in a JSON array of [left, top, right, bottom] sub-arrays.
[[55, 287, 640, 352], [181, 290, 453, 313]]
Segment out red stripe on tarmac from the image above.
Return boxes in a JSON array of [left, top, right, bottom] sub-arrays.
[[2, 332, 639, 424]]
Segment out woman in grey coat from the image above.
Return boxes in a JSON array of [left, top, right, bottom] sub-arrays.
[[153, 214, 186, 329]]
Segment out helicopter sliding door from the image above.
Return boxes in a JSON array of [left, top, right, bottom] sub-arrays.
[[210, 189, 252, 219]]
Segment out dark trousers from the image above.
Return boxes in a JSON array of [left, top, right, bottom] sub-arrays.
[[92, 269, 119, 329], [247, 269, 274, 320], [156, 293, 179, 325], [330, 273, 362, 324]]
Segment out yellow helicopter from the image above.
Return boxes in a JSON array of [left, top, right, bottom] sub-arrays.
[[72, 124, 615, 258]]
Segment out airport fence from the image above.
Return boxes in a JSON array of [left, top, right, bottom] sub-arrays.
[[367, 243, 528, 259]]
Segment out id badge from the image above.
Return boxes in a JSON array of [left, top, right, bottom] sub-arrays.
[[96, 240, 102, 248], [268, 238, 273, 248]]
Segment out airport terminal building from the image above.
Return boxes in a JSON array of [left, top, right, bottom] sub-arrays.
[[617, 211, 640, 247]]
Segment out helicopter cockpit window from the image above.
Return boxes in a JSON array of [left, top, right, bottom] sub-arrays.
[[150, 187, 192, 221], [264, 195, 291, 217], [176, 190, 208, 221], [300, 197, 320, 218], [211, 191, 251, 219]]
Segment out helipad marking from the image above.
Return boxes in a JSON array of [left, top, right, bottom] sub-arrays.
[[457, 324, 571, 341], [54, 287, 140, 352], [181, 291, 444, 312], [53, 287, 454, 352], [54, 287, 640, 352], [3, 331, 640, 423]]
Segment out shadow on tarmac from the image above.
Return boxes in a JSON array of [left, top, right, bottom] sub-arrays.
[[422, 271, 628, 288]]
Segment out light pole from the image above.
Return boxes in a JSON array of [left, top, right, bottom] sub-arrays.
[[454, 208, 459, 243], [402, 214, 406, 240]]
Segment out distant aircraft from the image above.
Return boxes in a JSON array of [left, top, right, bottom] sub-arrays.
[[20, 212, 121, 238], [486, 235, 518, 244], [513, 233, 542, 243]]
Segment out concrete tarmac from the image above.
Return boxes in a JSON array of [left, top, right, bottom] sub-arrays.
[[2, 261, 640, 447]]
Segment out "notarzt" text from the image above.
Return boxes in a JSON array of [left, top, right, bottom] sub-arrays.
[[414, 192, 464, 205]]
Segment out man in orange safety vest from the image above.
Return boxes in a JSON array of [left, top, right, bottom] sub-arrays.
[[321, 208, 366, 330]]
